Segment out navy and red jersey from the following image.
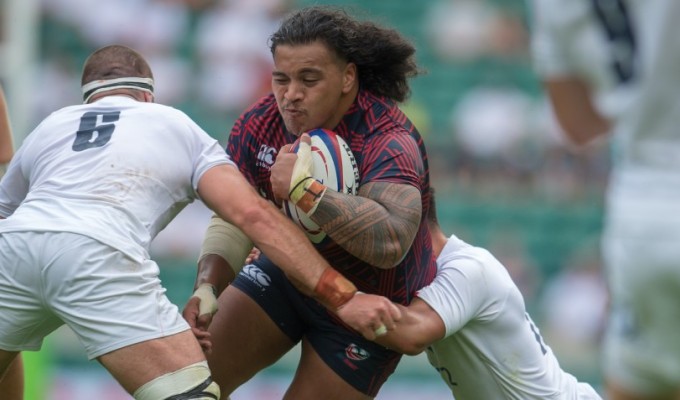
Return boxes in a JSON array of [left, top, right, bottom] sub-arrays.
[[226, 90, 436, 305]]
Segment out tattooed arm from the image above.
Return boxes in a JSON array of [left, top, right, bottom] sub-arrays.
[[311, 181, 422, 269]]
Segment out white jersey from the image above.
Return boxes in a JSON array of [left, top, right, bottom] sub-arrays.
[[417, 235, 601, 399], [0, 96, 233, 261], [531, 0, 680, 236], [531, 1, 680, 393]]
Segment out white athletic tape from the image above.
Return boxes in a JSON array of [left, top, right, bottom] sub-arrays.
[[192, 284, 218, 316], [374, 325, 387, 337]]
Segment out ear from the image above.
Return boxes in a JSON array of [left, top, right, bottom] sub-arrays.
[[342, 62, 357, 94], [143, 91, 155, 103]]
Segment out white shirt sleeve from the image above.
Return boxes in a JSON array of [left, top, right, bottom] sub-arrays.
[[417, 253, 489, 337], [0, 143, 30, 218], [529, 0, 581, 78]]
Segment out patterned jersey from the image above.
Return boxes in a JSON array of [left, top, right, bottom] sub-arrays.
[[227, 90, 436, 304], [0, 96, 232, 261]]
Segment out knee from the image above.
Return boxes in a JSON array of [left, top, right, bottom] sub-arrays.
[[133, 361, 220, 400]]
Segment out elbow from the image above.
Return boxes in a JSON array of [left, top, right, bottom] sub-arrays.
[[558, 116, 610, 148], [373, 248, 408, 269], [374, 240, 411, 269], [390, 337, 430, 356], [563, 128, 599, 147], [227, 196, 272, 229]]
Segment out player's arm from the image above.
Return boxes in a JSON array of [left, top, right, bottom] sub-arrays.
[[0, 87, 13, 165], [543, 77, 611, 146], [182, 214, 253, 347], [374, 299, 446, 355], [271, 134, 422, 269], [196, 162, 402, 339], [195, 213, 253, 295], [313, 182, 421, 269]]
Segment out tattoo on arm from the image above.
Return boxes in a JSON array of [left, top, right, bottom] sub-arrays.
[[311, 181, 422, 268]]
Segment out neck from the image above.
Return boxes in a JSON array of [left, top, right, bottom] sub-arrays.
[[327, 85, 359, 130], [429, 226, 448, 258]]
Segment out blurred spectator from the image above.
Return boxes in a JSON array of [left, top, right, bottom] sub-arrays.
[[423, 0, 528, 63], [540, 237, 607, 377], [194, 0, 292, 113], [41, 0, 192, 106], [150, 201, 213, 259]]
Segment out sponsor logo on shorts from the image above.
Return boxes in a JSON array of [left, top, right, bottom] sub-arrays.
[[240, 264, 271, 290], [345, 343, 370, 361]]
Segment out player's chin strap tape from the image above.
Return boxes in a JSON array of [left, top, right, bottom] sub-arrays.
[[133, 361, 220, 400], [82, 77, 154, 103]]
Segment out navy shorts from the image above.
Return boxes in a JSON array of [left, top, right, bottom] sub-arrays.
[[231, 254, 402, 396]]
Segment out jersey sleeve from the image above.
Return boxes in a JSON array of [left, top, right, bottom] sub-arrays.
[[0, 142, 30, 217], [184, 115, 235, 193], [360, 131, 424, 187], [529, 0, 578, 78], [416, 256, 488, 337]]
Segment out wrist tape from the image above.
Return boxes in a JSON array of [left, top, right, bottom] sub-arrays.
[[313, 268, 357, 310]]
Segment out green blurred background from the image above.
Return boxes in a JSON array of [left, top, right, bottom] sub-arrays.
[[2, 0, 608, 398]]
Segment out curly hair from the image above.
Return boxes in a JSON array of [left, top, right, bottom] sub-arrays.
[[269, 6, 421, 102]]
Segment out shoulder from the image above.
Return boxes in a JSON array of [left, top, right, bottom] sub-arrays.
[[233, 94, 283, 136], [438, 239, 513, 291], [239, 93, 279, 123]]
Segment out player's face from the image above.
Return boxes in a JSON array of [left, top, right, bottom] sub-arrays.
[[272, 41, 357, 136]]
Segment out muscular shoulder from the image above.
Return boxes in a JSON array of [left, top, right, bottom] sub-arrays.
[[231, 94, 286, 142], [438, 239, 517, 304]]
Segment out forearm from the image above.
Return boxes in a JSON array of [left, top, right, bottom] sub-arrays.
[[241, 203, 357, 308], [0, 89, 13, 164], [194, 254, 235, 296], [198, 165, 357, 310], [311, 182, 422, 269], [544, 78, 611, 146], [195, 213, 253, 295], [375, 299, 445, 355]]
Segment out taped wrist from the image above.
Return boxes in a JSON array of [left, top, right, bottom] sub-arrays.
[[313, 268, 357, 311], [288, 135, 327, 215], [191, 284, 218, 316], [290, 179, 327, 215]]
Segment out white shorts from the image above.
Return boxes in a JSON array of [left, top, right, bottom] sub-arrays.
[[602, 227, 680, 394], [0, 231, 189, 359]]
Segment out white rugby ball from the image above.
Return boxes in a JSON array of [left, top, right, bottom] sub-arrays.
[[282, 128, 359, 243]]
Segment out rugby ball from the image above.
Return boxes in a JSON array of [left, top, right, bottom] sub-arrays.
[[283, 128, 359, 243]]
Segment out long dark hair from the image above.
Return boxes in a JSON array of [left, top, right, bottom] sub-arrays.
[[269, 6, 421, 102]]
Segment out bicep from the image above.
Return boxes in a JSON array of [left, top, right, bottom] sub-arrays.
[[315, 181, 422, 268]]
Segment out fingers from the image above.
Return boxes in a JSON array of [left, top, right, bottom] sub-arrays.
[[191, 327, 213, 354], [245, 247, 261, 264], [299, 132, 311, 145], [336, 292, 403, 341], [182, 297, 201, 329], [196, 313, 214, 331], [375, 299, 401, 335]]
